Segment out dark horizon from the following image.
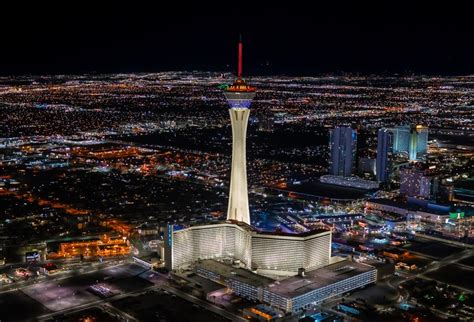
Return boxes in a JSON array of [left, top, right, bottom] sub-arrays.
[[1, 3, 473, 76]]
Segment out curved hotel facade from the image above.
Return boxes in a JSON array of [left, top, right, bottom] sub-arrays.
[[168, 223, 252, 269], [252, 231, 331, 273], [165, 222, 331, 274]]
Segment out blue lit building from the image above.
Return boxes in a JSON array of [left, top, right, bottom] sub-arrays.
[[412, 125, 428, 160], [385, 125, 428, 161], [376, 129, 393, 183], [389, 125, 410, 154], [329, 127, 357, 177]]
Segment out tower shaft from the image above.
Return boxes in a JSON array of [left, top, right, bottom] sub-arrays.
[[227, 108, 250, 224]]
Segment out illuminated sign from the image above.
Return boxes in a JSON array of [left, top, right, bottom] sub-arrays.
[[449, 212, 465, 220], [218, 84, 229, 90], [25, 251, 40, 263]]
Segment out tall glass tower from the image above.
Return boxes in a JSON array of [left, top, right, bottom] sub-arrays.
[[329, 127, 357, 177], [224, 36, 256, 225], [376, 129, 393, 183], [387, 125, 428, 161], [410, 125, 428, 161]]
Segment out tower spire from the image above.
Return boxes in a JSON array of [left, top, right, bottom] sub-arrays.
[[238, 34, 243, 78]]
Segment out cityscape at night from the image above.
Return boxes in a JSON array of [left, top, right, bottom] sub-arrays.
[[0, 5, 473, 322]]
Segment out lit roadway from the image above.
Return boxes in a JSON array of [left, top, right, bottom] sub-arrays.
[[386, 248, 472, 319], [393, 248, 473, 289], [386, 248, 473, 297]]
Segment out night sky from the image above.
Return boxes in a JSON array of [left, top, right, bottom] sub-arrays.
[[1, 3, 473, 76]]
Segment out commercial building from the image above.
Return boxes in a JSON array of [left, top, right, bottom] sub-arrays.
[[365, 198, 452, 224], [47, 235, 130, 259], [329, 127, 357, 177], [195, 259, 377, 314], [196, 259, 273, 302], [263, 260, 377, 313]]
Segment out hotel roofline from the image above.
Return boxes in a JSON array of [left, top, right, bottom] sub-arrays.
[[172, 219, 330, 238]]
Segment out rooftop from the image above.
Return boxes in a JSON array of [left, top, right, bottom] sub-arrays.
[[367, 198, 452, 215], [254, 227, 330, 238], [196, 259, 274, 288], [265, 260, 375, 298], [176, 220, 330, 238]]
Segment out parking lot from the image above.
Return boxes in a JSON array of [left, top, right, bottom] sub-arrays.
[[20, 263, 150, 311]]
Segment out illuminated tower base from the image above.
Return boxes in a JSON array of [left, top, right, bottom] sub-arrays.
[[227, 107, 251, 224]]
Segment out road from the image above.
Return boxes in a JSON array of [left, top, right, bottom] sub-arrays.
[[390, 248, 473, 320], [414, 233, 474, 249], [103, 302, 138, 321], [319, 296, 356, 321], [161, 284, 247, 322], [37, 284, 156, 321], [387, 248, 472, 292], [36, 281, 246, 322]]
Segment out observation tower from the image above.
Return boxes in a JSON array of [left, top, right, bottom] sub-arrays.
[[224, 36, 256, 225]]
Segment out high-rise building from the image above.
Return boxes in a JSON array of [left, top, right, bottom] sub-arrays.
[[376, 129, 393, 183], [329, 127, 357, 177], [224, 36, 256, 225], [400, 166, 432, 198], [390, 125, 410, 154], [358, 157, 376, 176], [164, 222, 331, 273], [258, 116, 274, 132], [385, 125, 428, 161], [409, 125, 428, 161]]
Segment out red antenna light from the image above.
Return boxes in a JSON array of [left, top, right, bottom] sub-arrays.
[[238, 34, 243, 78]]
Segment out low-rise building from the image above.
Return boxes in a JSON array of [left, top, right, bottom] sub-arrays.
[[262, 260, 377, 313], [320, 175, 379, 190], [195, 259, 377, 314]]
